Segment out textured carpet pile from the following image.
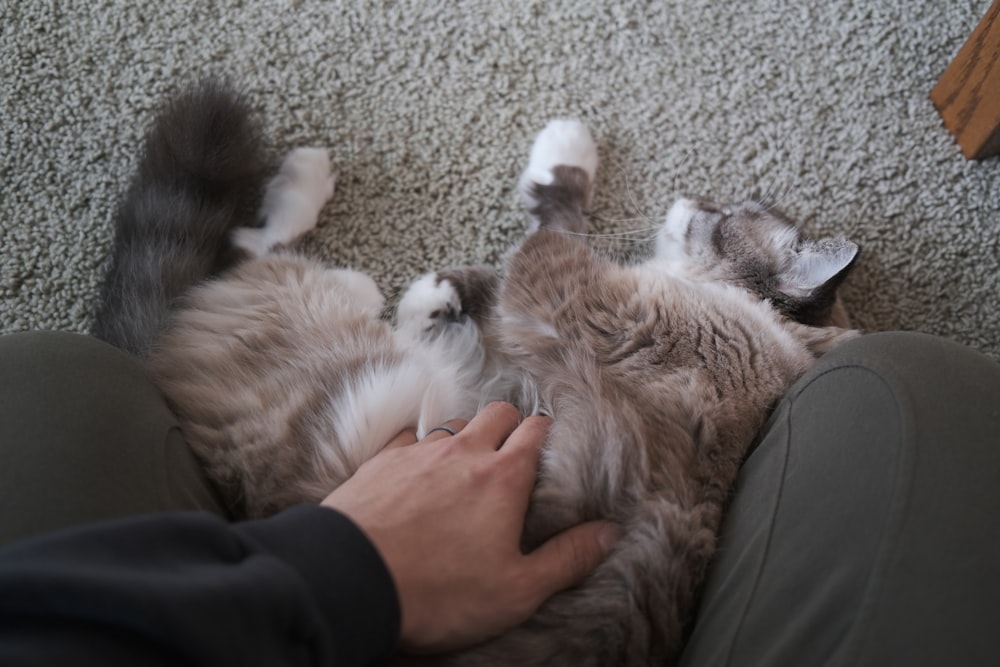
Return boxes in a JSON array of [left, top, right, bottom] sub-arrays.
[[2, 0, 998, 359]]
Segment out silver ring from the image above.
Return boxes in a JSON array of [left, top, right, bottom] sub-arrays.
[[427, 425, 458, 437]]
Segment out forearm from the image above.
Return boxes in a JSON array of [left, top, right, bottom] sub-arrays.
[[0, 505, 399, 666]]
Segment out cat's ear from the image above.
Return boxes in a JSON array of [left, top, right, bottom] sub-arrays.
[[776, 239, 859, 299]]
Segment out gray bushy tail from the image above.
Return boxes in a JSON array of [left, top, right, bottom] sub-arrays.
[[92, 81, 266, 356]]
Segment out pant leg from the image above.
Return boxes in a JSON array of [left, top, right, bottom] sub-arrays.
[[679, 332, 1000, 667], [0, 331, 228, 548]]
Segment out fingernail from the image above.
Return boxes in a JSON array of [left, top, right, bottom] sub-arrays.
[[598, 522, 624, 552]]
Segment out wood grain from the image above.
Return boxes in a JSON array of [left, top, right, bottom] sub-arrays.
[[931, 0, 1000, 159]]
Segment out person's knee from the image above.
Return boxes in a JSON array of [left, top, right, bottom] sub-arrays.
[[0, 331, 177, 446], [803, 332, 1000, 446], [815, 331, 999, 388], [681, 333, 1000, 666]]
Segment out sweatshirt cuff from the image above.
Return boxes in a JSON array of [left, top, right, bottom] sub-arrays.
[[236, 505, 401, 665]]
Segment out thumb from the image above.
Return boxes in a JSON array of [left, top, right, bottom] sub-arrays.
[[523, 521, 622, 603]]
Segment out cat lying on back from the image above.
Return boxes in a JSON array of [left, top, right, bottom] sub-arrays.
[[94, 82, 859, 665]]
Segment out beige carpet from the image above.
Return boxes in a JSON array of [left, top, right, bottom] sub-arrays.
[[2, 0, 998, 359]]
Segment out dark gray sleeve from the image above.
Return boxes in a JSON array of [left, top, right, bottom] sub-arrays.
[[0, 505, 400, 667], [679, 332, 1000, 667]]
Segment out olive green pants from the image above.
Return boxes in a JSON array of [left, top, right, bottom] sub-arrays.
[[1, 330, 999, 666], [680, 331, 1000, 666], [0, 331, 227, 546]]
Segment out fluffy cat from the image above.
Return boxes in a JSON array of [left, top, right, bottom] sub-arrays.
[[94, 82, 860, 665]]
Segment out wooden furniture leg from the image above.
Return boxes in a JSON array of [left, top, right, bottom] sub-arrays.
[[931, 0, 1000, 160]]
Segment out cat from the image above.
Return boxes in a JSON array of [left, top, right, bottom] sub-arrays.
[[94, 81, 860, 665]]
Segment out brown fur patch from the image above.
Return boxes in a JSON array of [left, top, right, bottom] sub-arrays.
[[526, 165, 592, 233]]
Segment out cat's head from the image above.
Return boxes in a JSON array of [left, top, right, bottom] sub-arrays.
[[655, 197, 859, 327]]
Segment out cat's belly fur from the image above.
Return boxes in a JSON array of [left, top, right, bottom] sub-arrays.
[[146, 255, 496, 518]]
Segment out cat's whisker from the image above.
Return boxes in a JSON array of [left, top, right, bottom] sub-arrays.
[[571, 224, 661, 239], [761, 184, 793, 211], [622, 171, 661, 229], [587, 214, 659, 225], [567, 224, 661, 250]]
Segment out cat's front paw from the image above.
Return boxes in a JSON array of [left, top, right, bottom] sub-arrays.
[[520, 120, 597, 234], [522, 120, 598, 188], [396, 272, 463, 337], [232, 147, 335, 257]]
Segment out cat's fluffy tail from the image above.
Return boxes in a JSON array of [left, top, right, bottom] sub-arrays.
[[92, 81, 267, 356]]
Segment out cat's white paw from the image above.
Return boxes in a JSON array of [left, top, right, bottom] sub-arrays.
[[396, 272, 462, 336], [232, 147, 335, 257], [521, 119, 598, 189]]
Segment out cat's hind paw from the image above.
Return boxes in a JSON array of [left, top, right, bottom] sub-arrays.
[[396, 272, 463, 337], [232, 147, 335, 257]]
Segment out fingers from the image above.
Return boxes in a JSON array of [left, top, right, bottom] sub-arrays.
[[385, 417, 470, 450], [497, 414, 550, 461], [493, 415, 552, 511], [423, 418, 469, 443], [403, 403, 533, 451], [522, 521, 621, 606], [457, 402, 523, 451], [383, 427, 419, 450]]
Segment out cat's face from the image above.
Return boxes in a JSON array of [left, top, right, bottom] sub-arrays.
[[655, 197, 859, 326]]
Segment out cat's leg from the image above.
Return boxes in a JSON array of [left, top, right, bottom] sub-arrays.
[[505, 118, 604, 324], [519, 119, 598, 234], [506, 118, 604, 314], [231, 147, 336, 258], [396, 266, 524, 411], [497, 120, 611, 359], [397, 120, 597, 339]]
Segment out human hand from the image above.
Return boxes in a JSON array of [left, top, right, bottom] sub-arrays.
[[322, 402, 620, 653]]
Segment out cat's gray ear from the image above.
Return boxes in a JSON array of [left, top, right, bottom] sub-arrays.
[[776, 239, 859, 298]]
